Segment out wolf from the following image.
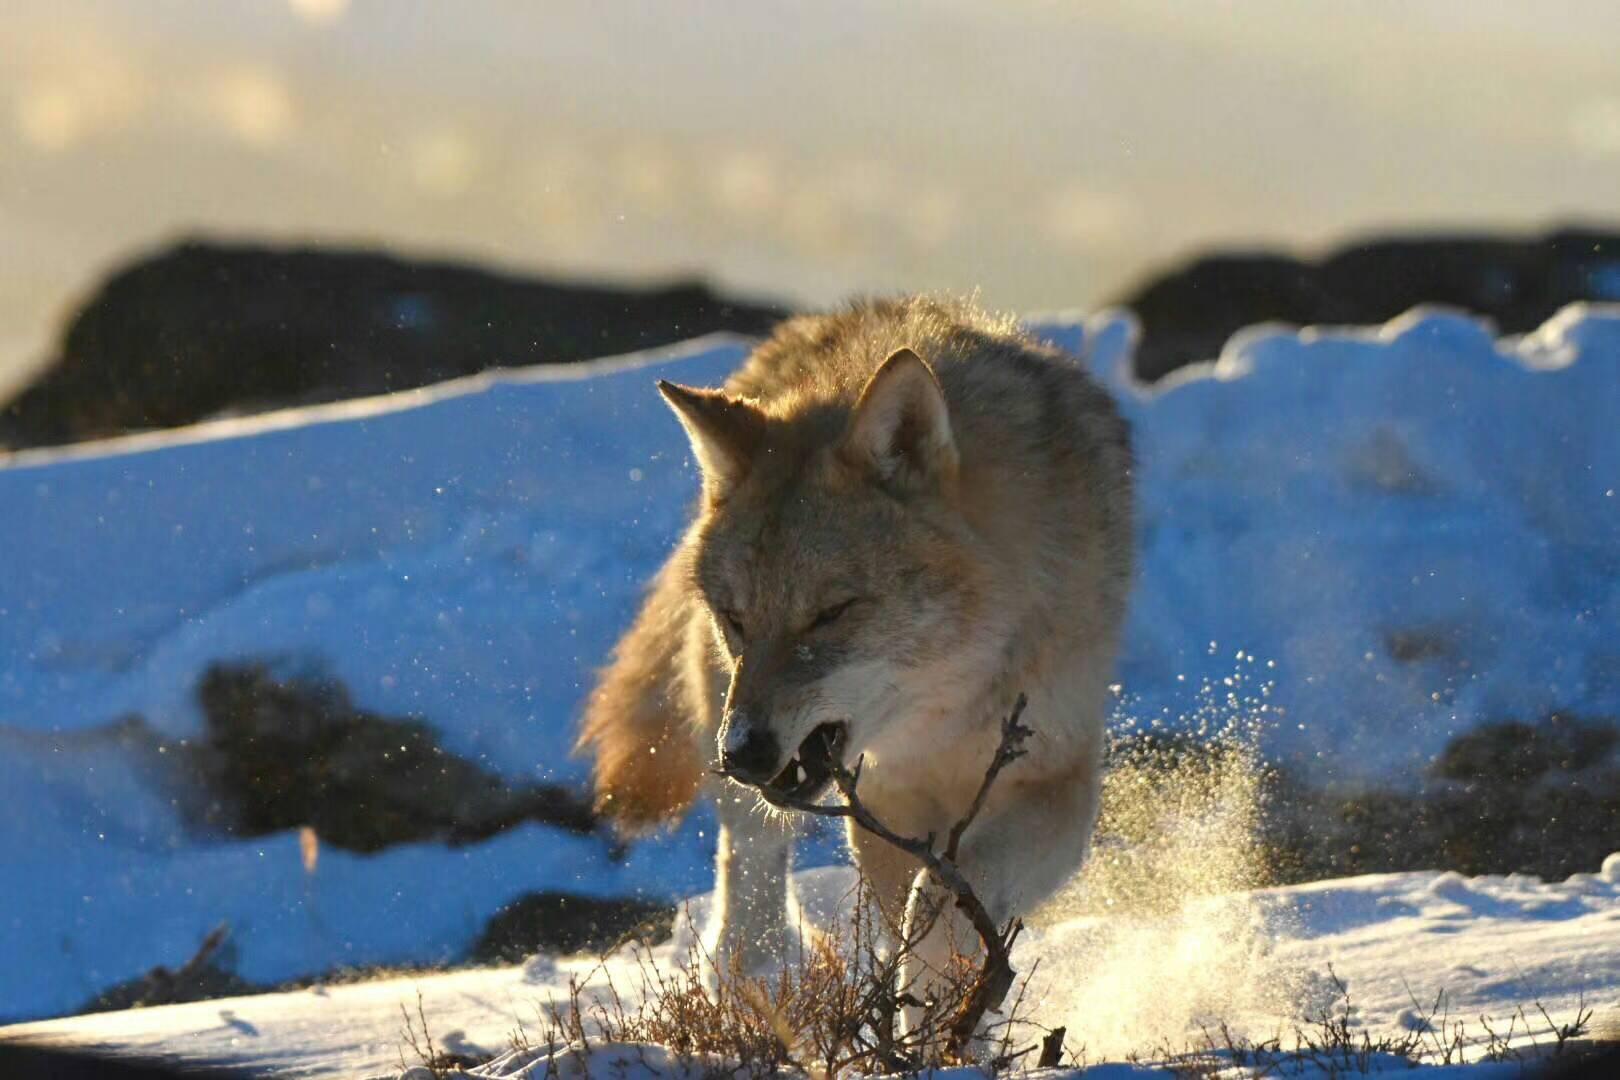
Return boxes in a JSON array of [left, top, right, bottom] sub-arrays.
[[575, 296, 1133, 1003]]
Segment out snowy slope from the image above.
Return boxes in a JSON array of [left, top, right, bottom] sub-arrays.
[[5, 858, 1618, 1078], [1113, 306, 1620, 776], [3, 305, 1620, 1025], [0, 340, 750, 1024]]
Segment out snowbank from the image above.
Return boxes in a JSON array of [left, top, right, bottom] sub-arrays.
[[1109, 305, 1620, 776], [6, 859, 1617, 1078], [2, 305, 1619, 1022]]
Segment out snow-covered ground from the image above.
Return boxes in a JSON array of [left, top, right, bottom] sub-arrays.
[[6, 860, 1619, 1078], [3, 302, 1620, 1070]]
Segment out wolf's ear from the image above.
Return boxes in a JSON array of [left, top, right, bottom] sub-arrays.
[[658, 381, 765, 495], [841, 348, 958, 493]]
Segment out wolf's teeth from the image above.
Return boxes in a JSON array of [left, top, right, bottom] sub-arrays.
[[793, 763, 806, 785]]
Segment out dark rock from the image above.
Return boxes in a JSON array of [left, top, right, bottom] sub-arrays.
[[1264, 714, 1620, 883], [78, 924, 257, 1015], [470, 891, 674, 963], [1112, 227, 1620, 381], [1, 239, 789, 449], [1431, 713, 1618, 784], [1383, 625, 1461, 664], [0, 1045, 251, 1080], [178, 661, 598, 853]]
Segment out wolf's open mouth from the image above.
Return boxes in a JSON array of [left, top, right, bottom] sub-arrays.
[[763, 722, 847, 801]]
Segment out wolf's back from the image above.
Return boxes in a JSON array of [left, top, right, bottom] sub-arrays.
[[574, 552, 706, 831]]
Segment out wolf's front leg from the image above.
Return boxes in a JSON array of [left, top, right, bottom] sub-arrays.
[[898, 767, 1101, 1047], [707, 787, 799, 977]]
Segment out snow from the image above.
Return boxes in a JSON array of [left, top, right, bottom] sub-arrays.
[[10, 306, 1611, 775], [0, 340, 752, 1023], [1105, 305, 1620, 776], [4, 861, 1616, 1077], [2, 302, 1620, 1067]]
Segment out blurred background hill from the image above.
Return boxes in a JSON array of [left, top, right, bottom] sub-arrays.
[[5, 0, 1620, 416]]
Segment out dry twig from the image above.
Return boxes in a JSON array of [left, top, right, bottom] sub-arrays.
[[724, 693, 1034, 1058]]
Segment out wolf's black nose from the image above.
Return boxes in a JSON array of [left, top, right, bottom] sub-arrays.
[[719, 727, 781, 782]]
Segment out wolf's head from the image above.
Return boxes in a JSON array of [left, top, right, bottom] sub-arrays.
[[660, 347, 1002, 803]]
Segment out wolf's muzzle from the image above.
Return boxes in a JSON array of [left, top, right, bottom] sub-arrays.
[[718, 726, 782, 783]]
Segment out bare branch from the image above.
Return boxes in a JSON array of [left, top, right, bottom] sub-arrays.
[[1038, 1024, 1068, 1068], [945, 693, 1030, 862], [719, 694, 1036, 1059]]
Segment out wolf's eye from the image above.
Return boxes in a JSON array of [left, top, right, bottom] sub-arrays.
[[809, 598, 859, 631]]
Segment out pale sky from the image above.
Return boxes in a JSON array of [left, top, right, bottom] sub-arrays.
[[4, 0, 1619, 397]]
